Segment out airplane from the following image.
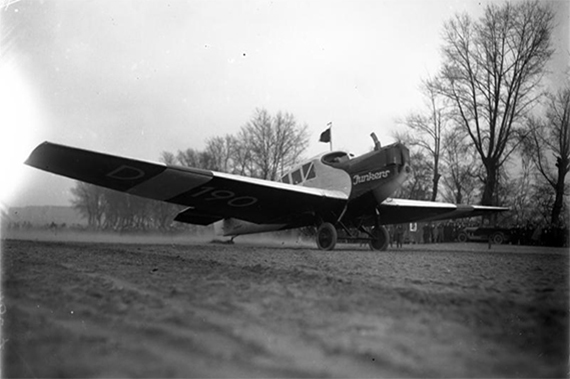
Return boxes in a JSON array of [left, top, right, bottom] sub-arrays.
[[24, 134, 508, 250]]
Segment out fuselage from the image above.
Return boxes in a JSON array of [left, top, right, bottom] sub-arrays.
[[216, 142, 411, 237], [280, 142, 411, 202]]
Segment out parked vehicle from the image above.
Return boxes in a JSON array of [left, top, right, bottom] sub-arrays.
[[456, 227, 510, 244]]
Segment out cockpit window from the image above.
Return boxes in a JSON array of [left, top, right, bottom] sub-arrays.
[[306, 163, 316, 180], [291, 169, 303, 185], [301, 162, 316, 180], [301, 163, 310, 178], [322, 152, 350, 166], [282, 162, 316, 185]]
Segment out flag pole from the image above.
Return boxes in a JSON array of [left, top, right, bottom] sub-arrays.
[[319, 122, 333, 150]]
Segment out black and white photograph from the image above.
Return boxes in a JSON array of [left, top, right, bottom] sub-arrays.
[[1, 0, 568, 377]]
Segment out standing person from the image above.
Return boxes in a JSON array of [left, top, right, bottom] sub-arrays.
[[428, 222, 435, 243], [433, 223, 439, 243], [437, 223, 444, 242], [422, 223, 430, 243], [395, 224, 404, 248]]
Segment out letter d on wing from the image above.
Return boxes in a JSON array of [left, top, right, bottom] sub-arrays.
[[107, 165, 145, 180]]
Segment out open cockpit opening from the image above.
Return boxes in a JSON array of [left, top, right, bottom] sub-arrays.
[[321, 151, 351, 166]]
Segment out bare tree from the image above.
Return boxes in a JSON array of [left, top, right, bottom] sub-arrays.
[[70, 182, 105, 228], [232, 131, 256, 176], [272, 111, 309, 176], [176, 147, 205, 168], [400, 78, 448, 201], [240, 109, 309, 180], [502, 152, 538, 225], [437, 0, 554, 205], [203, 134, 235, 172], [71, 152, 186, 232], [394, 151, 433, 200], [440, 129, 480, 204], [100, 189, 129, 230], [151, 151, 184, 230], [160, 151, 176, 166], [524, 85, 570, 225]]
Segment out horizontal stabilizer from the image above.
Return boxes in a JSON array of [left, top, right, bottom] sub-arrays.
[[174, 207, 223, 226]]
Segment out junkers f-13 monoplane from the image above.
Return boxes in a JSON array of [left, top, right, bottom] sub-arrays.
[[25, 134, 507, 250]]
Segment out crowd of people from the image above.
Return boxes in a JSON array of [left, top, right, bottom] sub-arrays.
[[387, 220, 568, 248]]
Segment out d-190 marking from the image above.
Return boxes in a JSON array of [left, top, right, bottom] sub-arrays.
[[191, 186, 258, 207]]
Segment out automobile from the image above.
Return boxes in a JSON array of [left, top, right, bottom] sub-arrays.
[[456, 227, 510, 244]]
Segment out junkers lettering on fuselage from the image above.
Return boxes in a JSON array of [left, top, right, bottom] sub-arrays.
[[352, 169, 391, 186]]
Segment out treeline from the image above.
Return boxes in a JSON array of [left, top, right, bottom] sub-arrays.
[[71, 109, 309, 231], [163, 108, 308, 181], [394, 0, 569, 229], [71, 182, 183, 231]]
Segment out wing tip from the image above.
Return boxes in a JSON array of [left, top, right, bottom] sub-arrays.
[[474, 205, 510, 212], [24, 141, 51, 167]]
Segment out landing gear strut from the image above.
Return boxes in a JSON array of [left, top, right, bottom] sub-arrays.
[[315, 222, 389, 251], [316, 222, 337, 250]]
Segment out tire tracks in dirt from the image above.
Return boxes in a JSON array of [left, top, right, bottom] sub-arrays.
[[3, 240, 568, 377]]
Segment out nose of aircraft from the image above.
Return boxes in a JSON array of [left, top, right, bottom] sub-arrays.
[[382, 142, 411, 173], [367, 142, 413, 203]]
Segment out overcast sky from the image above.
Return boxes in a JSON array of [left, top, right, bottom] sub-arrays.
[[1, 0, 568, 208]]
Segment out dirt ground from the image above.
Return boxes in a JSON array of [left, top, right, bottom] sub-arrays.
[[1, 233, 568, 378]]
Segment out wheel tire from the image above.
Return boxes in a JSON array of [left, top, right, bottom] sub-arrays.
[[369, 226, 389, 251], [491, 232, 505, 245], [316, 222, 338, 251], [457, 232, 468, 243]]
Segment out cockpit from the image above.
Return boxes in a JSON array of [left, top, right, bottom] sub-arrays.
[[280, 150, 355, 185], [280, 161, 317, 185], [321, 151, 352, 167]]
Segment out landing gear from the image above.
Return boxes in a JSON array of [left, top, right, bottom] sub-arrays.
[[315, 222, 389, 251], [316, 222, 338, 250], [369, 226, 389, 251]]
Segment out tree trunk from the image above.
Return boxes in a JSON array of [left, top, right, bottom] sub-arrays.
[[455, 189, 463, 204], [431, 172, 441, 202], [551, 162, 568, 226], [481, 159, 498, 206]]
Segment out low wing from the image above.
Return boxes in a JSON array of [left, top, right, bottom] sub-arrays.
[[378, 198, 508, 224], [25, 142, 348, 225]]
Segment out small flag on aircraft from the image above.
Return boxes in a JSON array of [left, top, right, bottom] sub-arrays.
[[319, 123, 332, 143]]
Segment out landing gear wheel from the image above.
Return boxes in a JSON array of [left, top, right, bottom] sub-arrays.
[[369, 226, 389, 251], [316, 222, 338, 251]]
